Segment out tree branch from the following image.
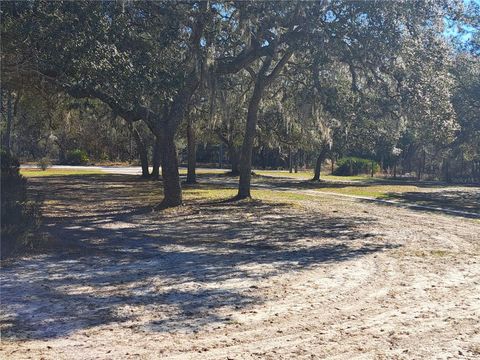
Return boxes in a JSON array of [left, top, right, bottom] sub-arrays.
[[264, 48, 294, 86]]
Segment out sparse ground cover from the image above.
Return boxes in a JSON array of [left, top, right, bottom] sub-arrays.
[[20, 168, 107, 177], [248, 171, 480, 215], [316, 184, 421, 198], [255, 169, 372, 182], [1, 173, 479, 359]]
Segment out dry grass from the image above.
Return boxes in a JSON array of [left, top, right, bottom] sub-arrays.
[[315, 184, 421, 198], [20, 169, 106, 177], [254, 170, 372, 181]]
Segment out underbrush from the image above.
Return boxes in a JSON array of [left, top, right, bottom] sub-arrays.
[[333, 157, 379, 176], [1, 150, 42, 259]]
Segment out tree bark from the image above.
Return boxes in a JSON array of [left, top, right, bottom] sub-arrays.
[[312, 145, 328, 181], [186, 117, 197, 184], [236, 50, 292, 199], [313, 154, 323, 181], [151, 135, 162, 180], [159, 130, 182, 207], [237, 79, 264, 199], [129, 125, 150, 178]]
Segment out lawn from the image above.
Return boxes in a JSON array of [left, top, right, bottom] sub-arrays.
[[315, 184, 421, 199], [184, 185, 312, 204], [255, 169, 372, 182], [20, 168, 106, 177]]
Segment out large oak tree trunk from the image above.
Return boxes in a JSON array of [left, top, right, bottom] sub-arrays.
[[159, 131, 182, 207], [235, 50, 291, 199], [237, 81, 264, 199], [186, 117, 197, 184], [151, 136, 161, 180], [130, 125, 150, 178], [312, 145, 328, 181], [312, 154, 323, 181]]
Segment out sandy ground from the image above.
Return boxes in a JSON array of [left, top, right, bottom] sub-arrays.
[[1, 175, 479, 359]]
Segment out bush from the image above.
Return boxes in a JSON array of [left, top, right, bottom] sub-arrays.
[[38, 157, 52, 170], [65, 149, 89, 165], [333, 157, 380, 176], [1, 150, 41, 258]]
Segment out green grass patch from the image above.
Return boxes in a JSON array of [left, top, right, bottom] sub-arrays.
[[184, 187, 237, 201], [316, 184, 420, 198], [255, 170, 372, 182], [183, 185, 311, 205], [20, 168, 106, 177], [322, 174, 373, 182], [179, 168, 227, 176], [255, 170, 313, 179]]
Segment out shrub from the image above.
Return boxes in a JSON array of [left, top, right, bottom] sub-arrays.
[[333, 157, 380, 176], [1, 150, 42, 258], [38, 157, 52, 171], [65, 149, 89, 165]]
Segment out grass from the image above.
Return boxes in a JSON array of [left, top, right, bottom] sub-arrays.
[[255, 169, 372, 182], [322, 174, 373, 182], [21, 168, 106, 177], [183, 185, 312, 205], [315, 184, 421, 199], [179, 168, 227, 175], [255, 170, 314, 179]]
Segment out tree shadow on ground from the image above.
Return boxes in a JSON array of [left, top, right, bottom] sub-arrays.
[[382, 190, 480, 217], [200, 174, 480, 218], [1, 174, 397, 340]]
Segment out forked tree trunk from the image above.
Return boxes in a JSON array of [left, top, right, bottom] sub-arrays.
[[186, 117, 197, 184], [130, 124, 150, 178], [151, 136, 161, 180], [159, 131, 182, 207], [236, 50, 292, 199], [237, 81, 264, 199]]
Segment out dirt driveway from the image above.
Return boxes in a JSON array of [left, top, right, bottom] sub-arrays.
[[1, 175, 479, 359]]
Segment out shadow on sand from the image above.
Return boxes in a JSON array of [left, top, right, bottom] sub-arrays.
[[1, 175, 397, 339]]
